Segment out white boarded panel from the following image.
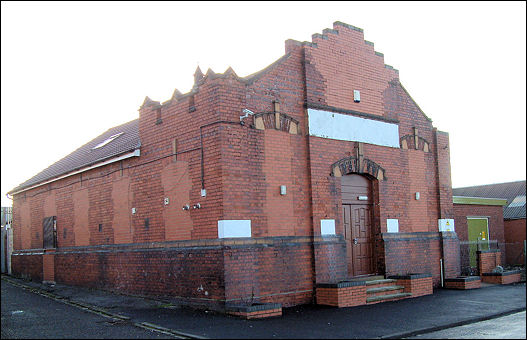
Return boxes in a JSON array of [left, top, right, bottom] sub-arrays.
[[387, 219, 399, 233], [308, 108, 400, 148], [218, 220, 251, 238], [321, 219, 336, 235]]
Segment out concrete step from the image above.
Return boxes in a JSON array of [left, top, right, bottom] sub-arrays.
[[366, 285, 405, 295], [347, 275, 385, 282], [365, 279, 397, 286], [366, 292, 412, 304]]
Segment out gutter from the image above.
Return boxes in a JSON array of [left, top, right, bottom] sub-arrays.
[[453, 196, 508, 206]]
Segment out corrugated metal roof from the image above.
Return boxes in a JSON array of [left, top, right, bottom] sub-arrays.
[[453, 180, 526, 220], [9, 119, 140, 194]]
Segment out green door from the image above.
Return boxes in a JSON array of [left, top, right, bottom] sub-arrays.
[[467, 218, 489, 267]]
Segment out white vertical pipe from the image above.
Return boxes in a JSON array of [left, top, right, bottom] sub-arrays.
[[440, 259, 444, 287]]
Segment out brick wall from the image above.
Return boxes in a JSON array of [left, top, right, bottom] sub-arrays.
[[481, 271, 521, 284], [441, 232, 461, 279], [435, 131, 454, 219], [12, 237, 314, 309], [42, 250, 55, 282], [54, 242, 226, 308], [383, 233, 442, 287], [300, 22, 399, 116], [300, 22, 450, 281], [391, 274, 433, 297], [444, 277, 481, 290], [313, 236, 348, 284], [223, 238, 314, 307], [11, 251, 43, 281], [316, 283, 366, 307]]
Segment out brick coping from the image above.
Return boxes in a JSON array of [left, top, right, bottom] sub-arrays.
[[317, 280, 367, 288], [388, 273, 432, 280], [12, 235, 345, 256]]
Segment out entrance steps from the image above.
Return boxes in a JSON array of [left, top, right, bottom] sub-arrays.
[[364, 278, 411, 304], [316, 273, 433, 308]]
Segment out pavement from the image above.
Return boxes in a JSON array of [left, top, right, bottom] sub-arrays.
[[1, 274, 526, 339]]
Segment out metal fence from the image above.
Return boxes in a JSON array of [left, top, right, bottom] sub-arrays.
[[458, 239, 526, 276]]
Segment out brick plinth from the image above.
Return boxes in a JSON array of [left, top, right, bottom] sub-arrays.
[[12, 236, 314, 310], [444, 276, 481, 289], [225, 303, 282, 319], [481, 271, 521, 285], [388, 274, 433, 297], [316, 281, 367, 307]]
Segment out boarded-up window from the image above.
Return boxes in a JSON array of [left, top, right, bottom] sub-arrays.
[[43, 216, 57, 249]]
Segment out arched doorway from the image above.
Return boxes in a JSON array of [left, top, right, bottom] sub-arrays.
[[341, 174, 375, 277]]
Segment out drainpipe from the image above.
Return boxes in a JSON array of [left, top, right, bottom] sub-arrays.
[[440, 258, 444, 287]]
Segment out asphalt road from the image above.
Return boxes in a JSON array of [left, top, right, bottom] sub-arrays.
[[1, 280, 173, 339], [2, 274, 526, 339]]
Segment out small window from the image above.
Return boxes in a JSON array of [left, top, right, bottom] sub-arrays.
[[92, 132, 124, 150]]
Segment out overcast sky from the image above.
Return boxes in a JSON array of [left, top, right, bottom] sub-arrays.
[[1, 1, 526, 207]]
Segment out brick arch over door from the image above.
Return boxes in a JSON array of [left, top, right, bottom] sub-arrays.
[[331, 156, 386, 181]]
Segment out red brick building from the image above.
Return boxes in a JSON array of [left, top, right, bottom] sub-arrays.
[[452, 196, 508, 273], [8, 21, 459, 309], [453, 180, 526, 268]]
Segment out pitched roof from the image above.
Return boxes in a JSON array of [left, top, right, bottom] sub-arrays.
[[9, 119, 140, 194], [452, 180, 526, 220]]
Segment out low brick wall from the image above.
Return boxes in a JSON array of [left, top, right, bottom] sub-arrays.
[[481, 270, 521, 285], [444, 276, 481, 290], [313, 235, 347, 284], [317, 273, 433, 308], [11, 250, 44, 282], [225, 303, 282, 319], [388, 274, 433, 297], [316, 281, 367, 307], [10, 237, 314, 311], [382, 233, 445, 288]]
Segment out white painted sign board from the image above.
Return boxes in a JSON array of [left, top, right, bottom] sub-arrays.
[[307, 108, 400, 148]]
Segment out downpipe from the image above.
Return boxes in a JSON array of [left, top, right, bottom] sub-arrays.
[[440, 258, 444, 287]]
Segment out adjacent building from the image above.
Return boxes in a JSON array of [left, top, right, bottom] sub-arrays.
[[453, 180, 526, 268]]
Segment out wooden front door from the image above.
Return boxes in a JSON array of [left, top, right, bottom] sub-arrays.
[[342, 175, 374, 277]]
